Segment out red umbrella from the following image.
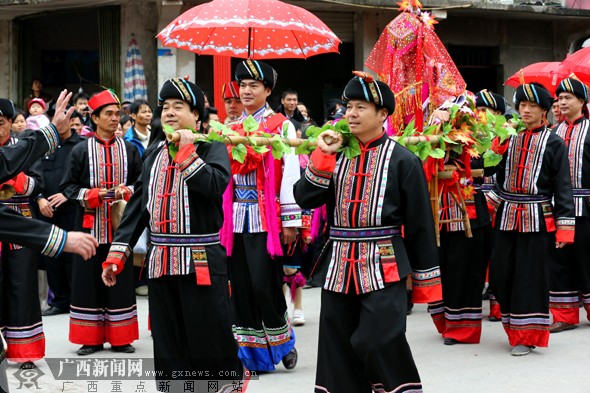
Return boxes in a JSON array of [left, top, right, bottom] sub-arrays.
[[561, 46, 590, 87], [157, 0, 341, 59], [505, 62, 571, 94]]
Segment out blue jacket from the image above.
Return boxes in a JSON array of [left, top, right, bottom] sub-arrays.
[[123, 127, 146, 156]]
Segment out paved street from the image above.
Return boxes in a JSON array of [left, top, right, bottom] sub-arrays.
[[3, 287, 590, 392]]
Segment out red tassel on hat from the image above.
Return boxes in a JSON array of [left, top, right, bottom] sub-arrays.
[[352, 70, 374, 83]]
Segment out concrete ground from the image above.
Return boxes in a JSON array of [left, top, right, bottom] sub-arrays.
[[3, 287, 590, 392]]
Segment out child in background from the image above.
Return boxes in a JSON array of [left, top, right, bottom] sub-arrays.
[[26, 98, 50, 130], [116, 115, 133, 138]]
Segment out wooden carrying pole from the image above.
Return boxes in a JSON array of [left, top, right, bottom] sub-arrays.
[[166, 132, 448, 147], [167, 131, 477, 244]]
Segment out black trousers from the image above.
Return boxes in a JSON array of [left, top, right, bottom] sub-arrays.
[[229, 233, 294, 371], [0, 247, 44, 360], [315, 281, 422, 393], [42, 251, 73, 311], [549, 217, 590, 324], [41, 207, 78, 310], [148, 274, 243, 391], [490, 230, 553, 347], [429, 229, 485, 343], [69, 244, 138, 346]]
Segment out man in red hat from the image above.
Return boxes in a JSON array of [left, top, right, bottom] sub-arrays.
[[548, 78, 590, 333], [222, 81, 243, 126], [61, 89, 142, 356]]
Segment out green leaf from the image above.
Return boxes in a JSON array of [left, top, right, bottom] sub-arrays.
[[246, 136, 258, 146], [402, 120, 416, 138], [477, 136, 492, 153], [295, 141, 310, 155], [304, 126, 323, 139], [163, 124, 176, 135], [423, 124, 438, 136], [282, 123, 290, 138], [243, 116, 259, 133], [449, 104, 461, 118], [271, 144, 283, 160], [231, 144, 248, 163], [429, 148, 446, 159], [494, 127, 509, 143], [207, 131, 225, 142], [271, 137, 285, 160], [483, 150, 503, 167], [486, 110, 496, 126], [418, 146, 430, 161], [334, 119, 351, 135], [251, 145, 269, 154], [209, 120, 230, 134], [343, 137, 361, 159], [441, 135, 456, 144]]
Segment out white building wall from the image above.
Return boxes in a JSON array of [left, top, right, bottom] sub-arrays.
[[0, 20, 13, 100]]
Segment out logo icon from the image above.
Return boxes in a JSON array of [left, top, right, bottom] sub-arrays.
[[14, 363, 45, 389]]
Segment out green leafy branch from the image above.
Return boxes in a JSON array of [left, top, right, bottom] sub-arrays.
[[302, 120, 361, 159]]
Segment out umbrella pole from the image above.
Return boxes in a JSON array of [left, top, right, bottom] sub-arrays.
[[248, 28, 252, 58]]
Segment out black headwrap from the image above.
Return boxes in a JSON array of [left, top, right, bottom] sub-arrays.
[[513, 83, 553, 111], [475, 91, 506, 115], [158, 78, 205, 117], [342, 71, 395, 116], [234, 60, 278, 90], [556, 78, 588, 102], [0, 99, 15, 120]]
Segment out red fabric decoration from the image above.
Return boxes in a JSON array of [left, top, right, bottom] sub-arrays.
[[173, 143, 197, 165], [11, 172, 27, 194], [102, 258, 124, 276], [491, 137, 509, 155], [87, 188, 103, 209], [365, 8, 466, 132]]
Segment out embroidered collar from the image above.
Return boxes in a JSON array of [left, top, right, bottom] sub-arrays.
[[241, 104, 273, 123], [94, 134, 117, 146], [564, 115, 586, 127], [525, 125, 545, 134], [360, 131, 388, 150]]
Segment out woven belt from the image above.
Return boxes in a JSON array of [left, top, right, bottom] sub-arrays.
[[497, 190, 551, 204], [476, 184, 495, 192], [150, 233, 220, 247], [234, 184, 258, 203], [235, 184, 256, 190], [1, 196, 31, 205], [329, 226, 401, 242], [573, 188, 590, 197]]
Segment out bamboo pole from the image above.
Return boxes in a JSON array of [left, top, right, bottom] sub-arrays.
[[166, 132, 312, 147], [438, 168, 484, 179], [166, 131, 446, 147]]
